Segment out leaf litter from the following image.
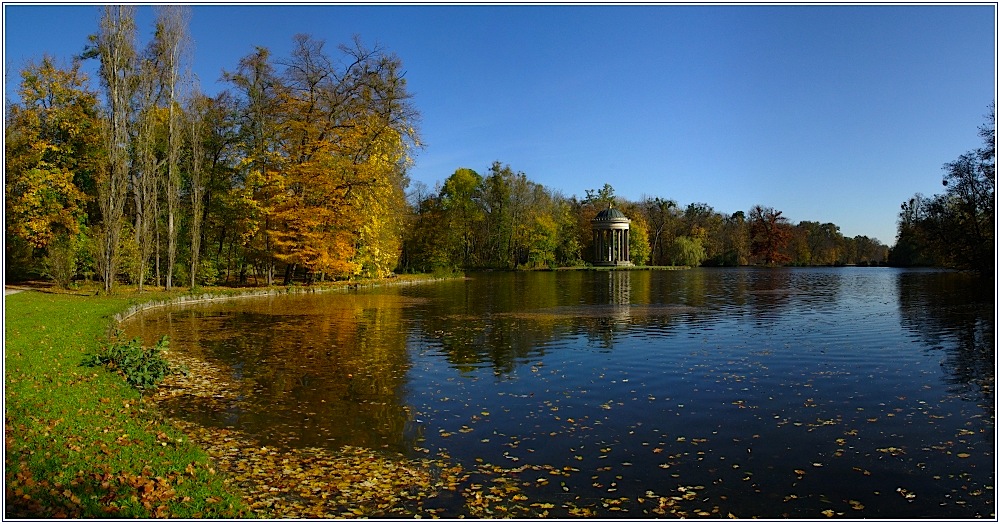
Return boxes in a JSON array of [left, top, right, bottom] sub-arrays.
[[153, 351, 741, 518]]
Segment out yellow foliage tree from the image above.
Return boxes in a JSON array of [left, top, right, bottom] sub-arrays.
[[5, 56, 100, 250], [266, 35, 418, 281]]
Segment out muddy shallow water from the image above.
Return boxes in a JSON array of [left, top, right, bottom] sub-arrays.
[[126, 268, 995, 518]]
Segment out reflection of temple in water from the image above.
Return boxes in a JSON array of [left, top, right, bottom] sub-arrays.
[[608, 270, 631, 322]]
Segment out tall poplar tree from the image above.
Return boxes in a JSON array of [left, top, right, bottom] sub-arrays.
[[93, 5, 138, 293], [132, 39, 163, 291], [151, 5, 190, 289], [187, 92, 208, 288]]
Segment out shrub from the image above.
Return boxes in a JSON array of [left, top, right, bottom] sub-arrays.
[[431, 265, 462, 279], [197, 258, 219, 286], [83, 334, 184, 391], [42, 234, 80, 289]]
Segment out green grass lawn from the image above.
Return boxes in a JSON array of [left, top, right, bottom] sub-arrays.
[[4, 288, 249, 518]]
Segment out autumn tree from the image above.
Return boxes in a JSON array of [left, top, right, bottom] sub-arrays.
[[4, 56, 102, 282], [642, 197, 681, 266], [223, 45, 286, 285], [265, 35, 418, 281], [349, 122, 413, 278], [682, 203, 723, 263], [749, 205, 792, 266], [270, 34, 355, 281], [341, 39, 419, 278], [718, 211, 750, 266]]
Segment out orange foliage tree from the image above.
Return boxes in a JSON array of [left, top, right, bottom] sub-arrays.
[[749, 205, 792, 266]]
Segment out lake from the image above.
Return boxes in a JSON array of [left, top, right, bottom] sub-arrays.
[[125, 268, 994, 518]]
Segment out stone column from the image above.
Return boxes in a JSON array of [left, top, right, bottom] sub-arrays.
[[624, 229, 630, 262], [612, 229, 618, 263], [617, 229, 622, 263], [607, 230, 612, 262], [617, 229, 623, 263]]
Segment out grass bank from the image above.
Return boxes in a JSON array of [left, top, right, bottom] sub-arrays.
[[5, 288, 250, 518], [4, 275, 441, 518]]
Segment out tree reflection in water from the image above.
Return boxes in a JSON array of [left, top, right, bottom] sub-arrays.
[[897, 270, 994, 411], [125, 269, 995, 518]]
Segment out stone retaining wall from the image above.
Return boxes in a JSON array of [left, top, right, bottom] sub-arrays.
[[111, 276, 446, 326]]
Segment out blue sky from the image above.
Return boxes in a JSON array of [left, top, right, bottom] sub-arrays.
[[4, 4, 996, 244]]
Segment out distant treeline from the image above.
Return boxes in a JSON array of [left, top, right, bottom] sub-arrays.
[[6, 7, 989, 292], [400, 164, 890, 273]]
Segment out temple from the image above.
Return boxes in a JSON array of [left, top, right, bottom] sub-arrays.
[[591, 205, 632, 266]]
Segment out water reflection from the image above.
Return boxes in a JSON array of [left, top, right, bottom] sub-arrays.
[[128, 295, 419, 452], [897, 270, 995, 408], [124, 269, 995, 519]]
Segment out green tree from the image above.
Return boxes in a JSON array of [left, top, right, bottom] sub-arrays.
[[717, 211, 749, 266], [185, 91, 209, 288], [683, 203, 723, 262], [890, 193, 937, 267], [853, 235, 888, 265], [553, 197, 583, 266], [668, 235, 705, 267], [891, 105, 995, 272], [131, 47, 164, 291], [440, 168, 484, 267], [939, 147, 994, 271]]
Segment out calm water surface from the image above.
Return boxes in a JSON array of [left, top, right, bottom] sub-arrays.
[[126, 268, 995, 518]]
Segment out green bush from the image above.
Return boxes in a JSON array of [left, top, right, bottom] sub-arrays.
[[431, 265, 462, 279], [197, 258, 220, 286], [42, 234, 80, 289], [84, 334, 184, 391]]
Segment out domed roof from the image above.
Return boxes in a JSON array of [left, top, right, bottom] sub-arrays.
[[593, 206, 629, 221]]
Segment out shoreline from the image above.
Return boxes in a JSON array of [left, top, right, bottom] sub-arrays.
[[3, 272, 451, 518], [109, 274, 451, 325]]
